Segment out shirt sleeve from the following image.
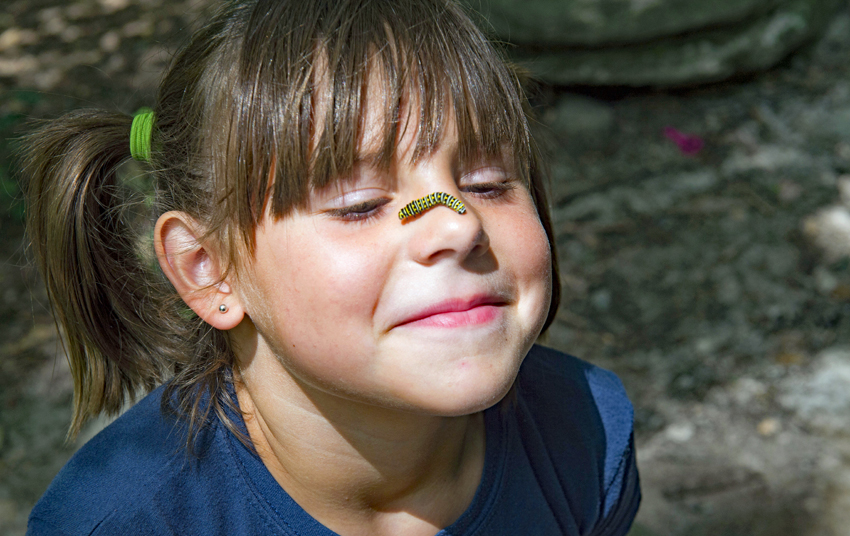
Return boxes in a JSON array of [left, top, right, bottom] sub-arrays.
[[583, 365, 642, 536], [586, 433, 641, 536]]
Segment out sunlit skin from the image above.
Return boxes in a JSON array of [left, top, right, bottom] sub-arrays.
[[157, 92, 552, 534]]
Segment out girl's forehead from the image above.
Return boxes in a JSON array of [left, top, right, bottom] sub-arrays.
[[356, 78, 460, 166]]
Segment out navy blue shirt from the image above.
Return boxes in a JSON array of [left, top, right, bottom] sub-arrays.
[[28, 345, 640, 535]]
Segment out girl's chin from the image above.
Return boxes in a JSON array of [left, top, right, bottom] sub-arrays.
[[399, 375, 517, 417]]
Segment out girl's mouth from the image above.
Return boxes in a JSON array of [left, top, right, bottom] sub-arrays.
[[394, 296, 505, 328]]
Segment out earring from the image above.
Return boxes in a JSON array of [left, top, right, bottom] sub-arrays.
[[219, 304, 228, 313]]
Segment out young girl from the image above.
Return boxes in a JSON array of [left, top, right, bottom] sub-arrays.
[[23, 1, 639, 534]]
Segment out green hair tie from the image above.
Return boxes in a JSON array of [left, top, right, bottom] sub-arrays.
[[130, 108, 155, 162]]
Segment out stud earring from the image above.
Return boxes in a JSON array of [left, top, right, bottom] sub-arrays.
[[219, 304, 228, 313]]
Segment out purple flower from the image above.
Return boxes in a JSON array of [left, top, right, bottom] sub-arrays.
[[664, 126, 704, 155]]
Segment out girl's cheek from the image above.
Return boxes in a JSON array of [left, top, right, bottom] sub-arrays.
[[514, 210, 554, 327], [307, 241, 387, 307]]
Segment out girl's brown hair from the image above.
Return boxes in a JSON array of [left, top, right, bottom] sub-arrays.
[[22, 0, 561, 445]]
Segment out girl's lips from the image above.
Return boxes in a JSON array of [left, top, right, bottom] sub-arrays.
[[394, 296, 506, 328], [401, 304, 502, 328]]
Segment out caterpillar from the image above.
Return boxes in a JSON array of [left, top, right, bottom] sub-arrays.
[[398, 192, 466, 221]]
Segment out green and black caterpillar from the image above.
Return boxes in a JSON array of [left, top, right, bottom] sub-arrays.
[[398, 192, 466, 221]]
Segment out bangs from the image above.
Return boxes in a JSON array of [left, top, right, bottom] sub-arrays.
[[303, 1, 533, 193], [215, 0, 532, 248]]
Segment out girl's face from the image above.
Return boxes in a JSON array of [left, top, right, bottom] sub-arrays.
[[235, 104, 552, 417]]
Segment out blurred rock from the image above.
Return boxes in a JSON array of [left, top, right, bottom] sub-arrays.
[[804, 205, 850, 262], [463, 0, 845, 86], [664, 422, 696, 443], [543, 93, 615, 150], [757, 417, 781, 437], [0, 28, 38, 52], [99, 0, 131, 13], [99, 30, 120, 53], [463, 0, 784, 46], [780, 348, 850, 436]]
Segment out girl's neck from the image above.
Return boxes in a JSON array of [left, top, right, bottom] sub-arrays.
[[235, 359, 486, 536]]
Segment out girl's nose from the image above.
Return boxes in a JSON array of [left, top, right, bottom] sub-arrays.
[[405, 196, 490, 265]]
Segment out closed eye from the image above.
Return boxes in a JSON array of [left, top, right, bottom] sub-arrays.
[[460, 167, 518, 200], [325, 198, 390, 222], [462, 181, 516, 199]]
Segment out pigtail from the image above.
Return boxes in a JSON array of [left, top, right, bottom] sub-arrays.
[[22, 109, 176, 439]]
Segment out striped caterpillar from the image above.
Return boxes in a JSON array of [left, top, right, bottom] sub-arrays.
[[398, 192, 466, 221]]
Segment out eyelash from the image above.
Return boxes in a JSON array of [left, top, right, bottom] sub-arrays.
[[326, 199, 390, 222], [461, 179, 517, 199], [327, 175, 517, 223]]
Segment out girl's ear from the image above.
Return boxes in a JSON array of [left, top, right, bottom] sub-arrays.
[[154, 211, 244, 330]]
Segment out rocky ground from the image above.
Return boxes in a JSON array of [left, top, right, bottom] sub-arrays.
[[540, 5, 850, 533], [2, 1, 850, 535]]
